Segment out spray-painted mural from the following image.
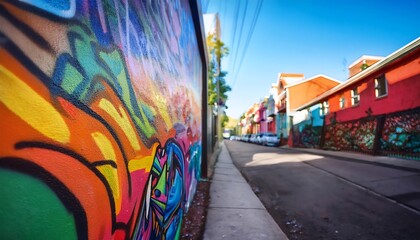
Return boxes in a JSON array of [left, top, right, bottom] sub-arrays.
[[380, 109, 420, 159], [0, 0, 203, 239], [323, 119, 377, 153], [319, 108, 420, 159], [292, 124, 322, 148]]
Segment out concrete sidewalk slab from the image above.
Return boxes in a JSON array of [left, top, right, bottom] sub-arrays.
[[204, 208, 286, 240], [213, 165, 242, 176], [212, 172, 247, 183], [209, 181, 265, 209], [203, 142, 288, 240]]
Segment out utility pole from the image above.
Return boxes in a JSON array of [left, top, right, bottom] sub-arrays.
[[214, 16, 223, 144], [216, 46, 223, 144]]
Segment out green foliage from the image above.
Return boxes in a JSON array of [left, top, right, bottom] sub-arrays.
[[221, 113, 229, 128], [361, 63, 369, 70], [206, 33, 231, 107]]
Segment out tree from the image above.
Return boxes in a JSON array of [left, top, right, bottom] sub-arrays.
[[206, 33, 231, 107], [221, 113, 229, 128]]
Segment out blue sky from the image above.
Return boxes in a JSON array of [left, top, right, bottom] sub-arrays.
[[202, 0, 420, 118]]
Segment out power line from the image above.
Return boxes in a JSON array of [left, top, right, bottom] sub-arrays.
[[230, 0, 249, 78], [231, 0, 264, 89], [229, 0, 241, 65], [202, 0, 210, 13]]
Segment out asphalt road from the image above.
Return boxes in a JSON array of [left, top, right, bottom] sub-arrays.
[[224, 140, 420, 240]]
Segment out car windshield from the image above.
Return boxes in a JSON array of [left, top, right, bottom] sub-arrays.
[[266, 133, 276, 137]]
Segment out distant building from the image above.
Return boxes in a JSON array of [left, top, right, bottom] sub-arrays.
[[274, 73, 340, 144], [203, 13, 221, 38]]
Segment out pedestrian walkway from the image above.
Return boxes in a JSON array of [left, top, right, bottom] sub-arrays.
[[203, 143, 289, 240]]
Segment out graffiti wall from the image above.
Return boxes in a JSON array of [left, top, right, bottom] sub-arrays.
[[0, 0, 204, 239], [380, 109, 420, 159], [291, 105, 324, 148], [323, 119, 377, 153], [292, 124, 323, 148], [320, 108, 420, 159]]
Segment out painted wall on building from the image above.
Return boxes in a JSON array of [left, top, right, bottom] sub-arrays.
[[277, 112, 288, 140], [325, 53, 420, 125], [380, 109, 420, 159], [292, 104, 420, 159], [291, 105, 324, 148], [321, 108, 420, 159], [0, 0, 203, 239], [323, 118, 377, 153], [292, 124, 323, 148]]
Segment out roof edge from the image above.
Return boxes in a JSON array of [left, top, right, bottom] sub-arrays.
[[286, 74, 341, 88], [348, 55, 385, 69], [296, 37, 420, 111]]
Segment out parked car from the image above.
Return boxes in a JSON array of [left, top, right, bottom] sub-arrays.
[[241, 134, 251, 142], [230, 135, 239, 141], [246, 134, 252, 142], [250, 134, 258, 143], [256, 133, 264, 145], [261, 132, 280, 146]]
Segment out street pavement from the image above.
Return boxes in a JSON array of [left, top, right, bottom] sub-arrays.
[[286, 146, 420, 212], [210, 140, 420, 240]]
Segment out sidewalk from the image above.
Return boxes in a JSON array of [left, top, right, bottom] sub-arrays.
[[203, 143, 289, 240]]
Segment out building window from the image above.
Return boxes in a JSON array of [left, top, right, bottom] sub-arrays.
[[319, 101, 329, 116], [351, 87, 360, 106], [339, 95, 345, 109], [323, 101, 329, 115], [375, 74, 388, 98]]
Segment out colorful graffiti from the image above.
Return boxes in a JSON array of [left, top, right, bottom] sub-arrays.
[[323, 119, 377, 153], [292, 124, 322, 148], [380, 110, 420, 159], [0, 0, 203, 239]]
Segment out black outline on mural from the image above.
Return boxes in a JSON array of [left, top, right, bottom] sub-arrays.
[[0, 5, 55, 54], [0, 157, 88, 239], [14, 141, 125, 233]]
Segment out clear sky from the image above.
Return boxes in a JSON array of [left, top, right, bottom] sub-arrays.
[[201, 0, 420, 119]]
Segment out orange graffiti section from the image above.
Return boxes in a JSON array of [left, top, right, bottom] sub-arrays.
[[0, 48, 160, 238]]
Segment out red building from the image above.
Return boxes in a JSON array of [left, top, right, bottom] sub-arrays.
[[296, 37, 420, 158]]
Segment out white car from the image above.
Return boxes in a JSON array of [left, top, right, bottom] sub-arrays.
[[249, 134, 258, 143], [261, 132, 280, 146]]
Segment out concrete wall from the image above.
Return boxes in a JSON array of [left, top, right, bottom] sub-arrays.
[[0, 0, 205, 239]]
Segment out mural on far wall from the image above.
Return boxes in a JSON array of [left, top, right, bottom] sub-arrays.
[[323, 119, 377, 153], [380, 110, 420, 159], [0, 0, 203, 239]]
